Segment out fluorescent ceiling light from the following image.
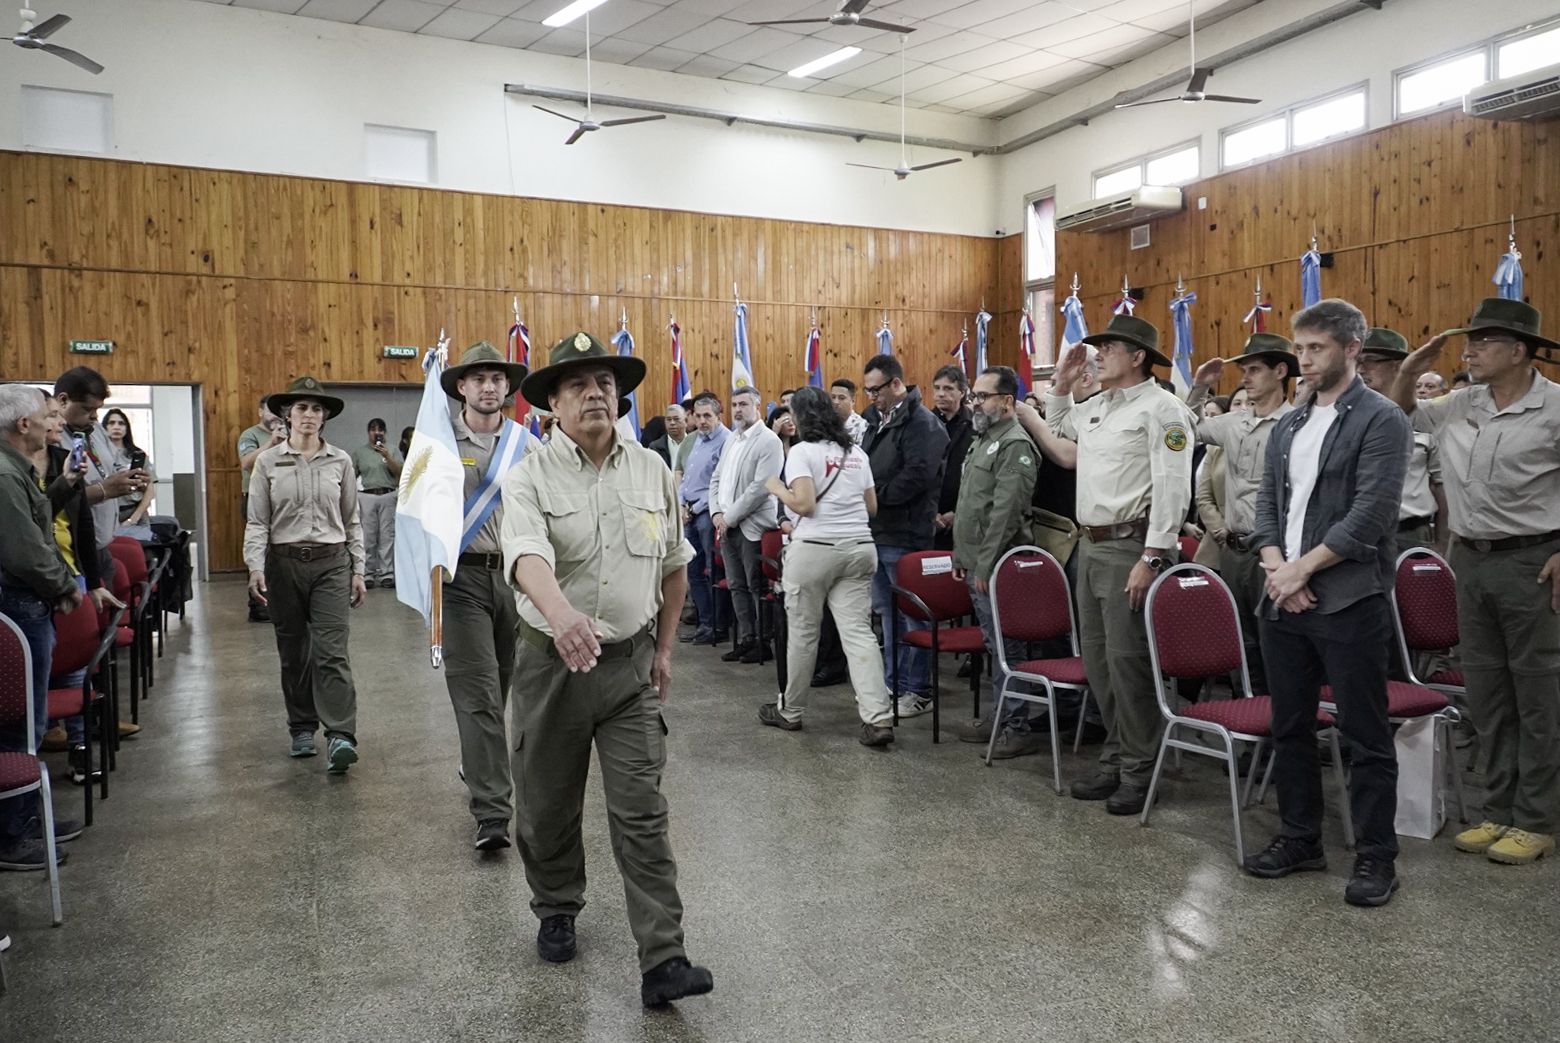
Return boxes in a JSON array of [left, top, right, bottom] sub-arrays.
[[542, 0, 608, 28], [788, 46, 862, 79]]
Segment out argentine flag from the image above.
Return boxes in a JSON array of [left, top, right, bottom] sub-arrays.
[[395, 348, 464, 623], [732, 302, 755, 390]]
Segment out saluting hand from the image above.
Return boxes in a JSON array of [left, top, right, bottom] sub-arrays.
[[1401, 333, 1450, 377], [350, 575, 367, 608], [1539, 553, 1560, 614], [1052, 342, 1088, 393], [549, 606, 604, 673], [1193, 357, 1225, 388]]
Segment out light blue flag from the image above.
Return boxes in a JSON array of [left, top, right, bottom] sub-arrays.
[[612, 325, 641, 440], [877, 325, 894, 356], [395, 347, 464, 627], [733, 303, 755, 390], [974, 309, 991, 373], [1494, 249, 1524, 301], [1300, 249, 1323, 309], [1169, 291, 1198, 394]]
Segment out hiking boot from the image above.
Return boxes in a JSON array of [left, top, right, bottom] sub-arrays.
[[1243, 836, 1327, 878], [117, 720, 141, 739], [758, 703, 802, 731], [474, 819, 511, 852], [740, 642, 765, 664], [859, 722, 895, 748], [722, 639, 755, 663], [41, 725, 68, 752], [1486, 829, 1554, 866], [1453, 821, 1509, 854], [989, 727, 1043, 760], [1105, 783, 1156, 815], [641, 956, 714, 1007], [1070, 772, 1121, 801], [1344, 857, 1399, 906], [26, 815, 83, 844], [0, 838, 68, 872], [955, 716, 994, 744], [537, 914, 576, 963], [811, 665, 848, 688]]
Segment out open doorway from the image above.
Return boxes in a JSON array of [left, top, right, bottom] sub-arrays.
[[102, 384, 209, 579]]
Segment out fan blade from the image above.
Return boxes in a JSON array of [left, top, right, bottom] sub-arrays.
[[1114, 96, 1185, 109], [846, 162, 896, 171], [746, 18, 829, 25], [599, 115, 666, 128], [1187, 67, 1211, 94], [857, 17, 914, 32], [28, 13, 71, 39], [1202, 94, 1261, 104], [840, 0, 871, 14], [908, 158, 962, 172], [534, 104, 583, 123], [564, 125, 588, 146], [40, 43, 103, 74]]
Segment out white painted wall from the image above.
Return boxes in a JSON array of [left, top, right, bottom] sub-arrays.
[[996, 0, 1560, 229], [0, 0, 1001, 236]]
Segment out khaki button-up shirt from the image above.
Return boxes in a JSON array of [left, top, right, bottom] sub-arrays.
[[451, 406, 537, 555], [501, 426, 694, 642], [244, 441, 366, 575], [1047, 380, 1196, 548], [1187, 387, 1294, 534], [1400, 430, 1441, 521], [1412, 370, 1560, 540]]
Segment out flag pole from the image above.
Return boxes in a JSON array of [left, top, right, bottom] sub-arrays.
[[431, 326, 451, 669]]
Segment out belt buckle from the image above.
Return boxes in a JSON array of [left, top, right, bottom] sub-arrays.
[[298, 547, 314, 562], [1472, 539, 1492, 552]]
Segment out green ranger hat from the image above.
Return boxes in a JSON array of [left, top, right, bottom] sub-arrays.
[[1080, 313, 1171, 368], [1361, 327, 1410, 361], [520, 331, 646, 408], [441, 340, 529, 400], [1444, 297, 1558, 354], [266, 375, 344, 419], [1228, 332, 1300, 374]]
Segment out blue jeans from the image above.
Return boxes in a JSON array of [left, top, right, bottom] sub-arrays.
[[870, 545, 929, 695], [0, 590, 55, 839], [685, 511, 728, 635]]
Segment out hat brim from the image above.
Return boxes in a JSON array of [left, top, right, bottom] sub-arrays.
[[520, 356, 646, 411], [1444, 323, 1560, 352], [267, 392, 345, 420], [1359, 348, 1409, 362], [1079, 332, 1171, 368], [1228, 349, 1302, 373], [441, 361, 530, 400], [618, 397, 633, 419]]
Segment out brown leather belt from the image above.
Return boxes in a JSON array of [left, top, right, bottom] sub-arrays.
[[270, 542, 344, 562], [1225, 532, 1255, 553], [1455, 530, 1560, 553], [1081, 518, 1149, 543], [517, 620, 646, 660]]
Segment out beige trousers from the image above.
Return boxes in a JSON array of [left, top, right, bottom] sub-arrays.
[[777, 538, 894, 726]]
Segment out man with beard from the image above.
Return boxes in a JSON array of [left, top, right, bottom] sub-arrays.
[[930, 364, 975, 553], [951, 367, 1040, 757], [1243, 298, 1409, 907]]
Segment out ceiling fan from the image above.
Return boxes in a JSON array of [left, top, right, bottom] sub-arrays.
[[5, 7, 103, 74], [1114, 0, 1257, 109], [533, 9, 664, 145], [749, 0, 913, 34], [847, 38, 961, 181]]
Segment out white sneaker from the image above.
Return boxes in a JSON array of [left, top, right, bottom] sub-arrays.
[[895, 694, 933, 718]]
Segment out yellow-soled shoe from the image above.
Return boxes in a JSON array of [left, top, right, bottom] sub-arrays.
[[1454, 821, 1509, 854], [1487, 829, 1555, 865]]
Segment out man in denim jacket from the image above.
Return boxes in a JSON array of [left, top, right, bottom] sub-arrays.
[[1242, 299, 1410, 908]]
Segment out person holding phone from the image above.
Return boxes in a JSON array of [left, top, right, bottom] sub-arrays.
[[350, 417, 402, 589], [52, 368, 151, 586], [101, 408, 156, 528]]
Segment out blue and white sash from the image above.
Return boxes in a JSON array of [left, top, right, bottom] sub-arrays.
[[460, 419, 529, 552]]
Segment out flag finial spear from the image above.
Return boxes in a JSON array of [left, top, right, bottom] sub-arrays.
[[511, 295, 520, 324], [1070, 272, 1081, 295], [620, 307, 628, 329], [436, 327, 449, 364]]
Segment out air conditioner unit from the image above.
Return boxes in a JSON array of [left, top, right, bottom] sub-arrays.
[[1056, 186, 1183, 233], [1465, 62, 1560, 120]]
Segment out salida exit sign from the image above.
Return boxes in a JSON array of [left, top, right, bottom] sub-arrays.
[[70, 339, 114, 355]]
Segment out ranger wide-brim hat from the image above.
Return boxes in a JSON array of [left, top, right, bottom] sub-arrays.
[[1081, 313, 1171, 368], [441, 341, 529, 400], [1360, 327, 1410, 361], [266, 375, 344, 419], [1445, 297, 1559, 353], [1229, 332, 1300, 373], [520, 331, 646, 407], [618, 397, 633, 419]]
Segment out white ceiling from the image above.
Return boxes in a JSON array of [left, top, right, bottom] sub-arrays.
[[187, 0, 1262, 118]]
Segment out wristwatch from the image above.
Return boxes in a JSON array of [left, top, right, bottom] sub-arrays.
[[1141, 553, 1169, 572]]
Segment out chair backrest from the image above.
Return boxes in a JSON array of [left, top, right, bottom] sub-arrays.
[[1393, 549, 1458, 651], [1144, 564, 1253, 715], [759, 529, 785, 583], [0, 613, 37, 745], [110, 537, 149, 586], [1178, 535, 1200, 563], [990, 546, 1075, 648], [109, 557, 132, 604], [50, 597, 101, 679], [893, 550, 972, 623]]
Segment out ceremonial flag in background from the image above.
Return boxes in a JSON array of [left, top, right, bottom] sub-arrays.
[[1018, 309, 1037, 397], [805, 325, 824, 388], [1494, 245, 1525, 301], [612, 320, 641, 440], [1244, 297, 1272, 333], [974, 308, 991, 374], [1113, 291, 1137, 317], [950, 331, 968, 375], [1169, 290, 1198, 394], [1059, 292, 1088, 354], [877, 321, 894, 356], [395, 344, 464, 623], [669, 320, 691, 403], [507, 316, 532, 419], [732, 302, 755, 390], [1300, 249, 1323, 309]]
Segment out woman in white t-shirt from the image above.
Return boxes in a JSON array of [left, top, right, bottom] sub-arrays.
[[760, 386, 895, 747]]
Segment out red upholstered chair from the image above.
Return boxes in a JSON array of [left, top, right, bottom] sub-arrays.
[[47, 597, 117, 824], [758, 529, 787, 689], [103, 558, 139, 725], [1178, 535, 1200, 563], [890, 550, 985, 743], [0, 613, 64, 924], [1141, 563, 1352, 864], [109, 538, 153, 700], [983, 547, 1089, 792]]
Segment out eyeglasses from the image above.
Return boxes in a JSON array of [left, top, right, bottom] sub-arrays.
[[1465, 336, 1520, 351], [969, 391, 1012, 404], [863, 382, 890, 397]]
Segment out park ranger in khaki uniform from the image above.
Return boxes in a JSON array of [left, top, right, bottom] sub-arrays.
[[437, 341, 534, 853], [1047, 314, 1195, 816], [949, 366, 1041, 759], [245, 376, 367, 773], [1187, 334, 1298, 691], [1392, 298, 1560, 867], [500, 332, 714, 1008], [1355, 327, 1447, 555]]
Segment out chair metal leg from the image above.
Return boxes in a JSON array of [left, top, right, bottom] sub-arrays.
[[1326, 730, 1355, 850], [1073, 688, 1091, 753], [930, 631, 941, 743], [1047, 689, 1062, 794], [98, 693, 111, 798], [40, 769, 62, 926], [1240, 740, 1264, 808], [1219, 730, 1246, 864], [1140, 726, 1173, 827], [890, 603, 900, 725], [1443, 718, 1468, 824], [984, 683, 1007, 765]]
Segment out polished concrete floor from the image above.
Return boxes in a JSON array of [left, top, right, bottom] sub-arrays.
[[1, 578, 1554, 1041]]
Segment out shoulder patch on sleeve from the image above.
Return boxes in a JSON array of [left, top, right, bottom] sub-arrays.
[[1163, 423, 1188, 452]]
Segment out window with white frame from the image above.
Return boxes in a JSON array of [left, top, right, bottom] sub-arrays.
[[1092, 142, 1199, 199], [1397, 50, 1488, 116], [1222, 116, 1286, 168], [1093, 164, 1142, 199], [1023, 193, 1057, 371], [1498, 23, 1560, 79], [1292, 88, 1367, 147]]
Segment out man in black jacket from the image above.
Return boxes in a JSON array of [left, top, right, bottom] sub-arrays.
[[862, 355, 949, 715], [930, 364, 975, 553]]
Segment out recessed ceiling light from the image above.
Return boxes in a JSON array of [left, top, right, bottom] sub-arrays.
[[788, 46, 862, 79], [542, 0, 609, 29]]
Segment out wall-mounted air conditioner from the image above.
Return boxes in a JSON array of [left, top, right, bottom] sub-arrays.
[[1056, 186, 1183, 233], [1465, 62, 1560, 121]]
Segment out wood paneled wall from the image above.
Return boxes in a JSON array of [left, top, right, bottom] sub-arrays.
[[1056, 108, 1560, 391], [0, 151, 1008, 570]]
